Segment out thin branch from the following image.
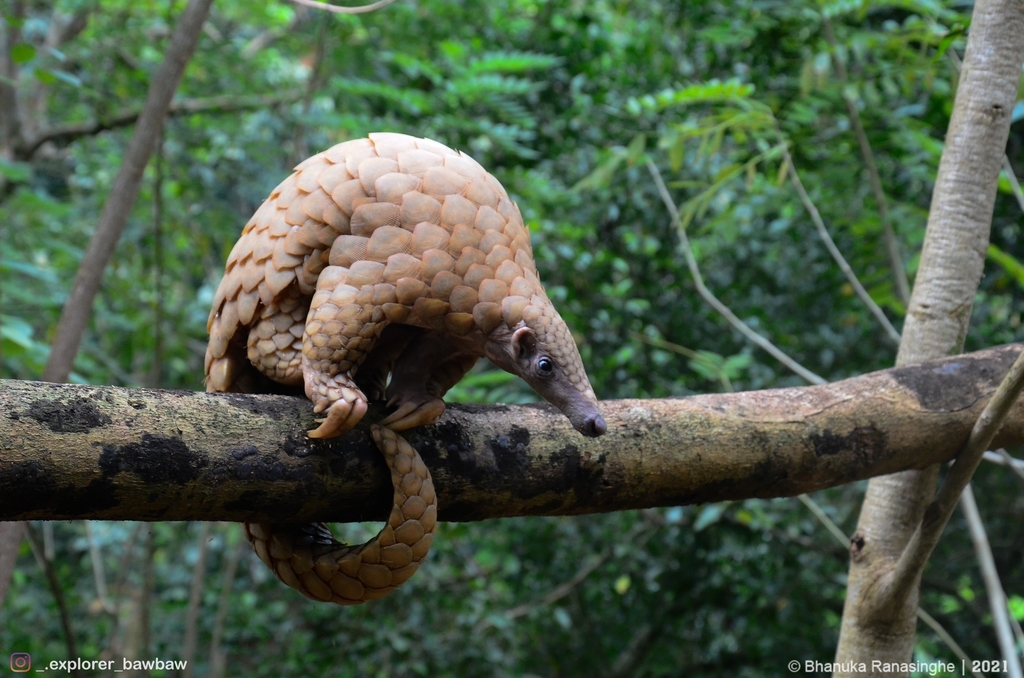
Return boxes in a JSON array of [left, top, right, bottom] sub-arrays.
[[493, 520, 656, 626], [0, 1, 26, 160], [796, 494, 849, 547], [23, 522, 80, 676], [780, 143, 902, 345], [960, 483, 1024, 677], [1012, 615, 1024, 659], [988, 449, 1024, 483], [19, 91, 302, 159], [822, 17, 911, 307], [502, 554, 606, 621], [605, 601, 688, 678], [84, 520, 113, 614], [0, 521, 22, 608], [288, 19, 330, 168], [917, 608, 984, 677], [209, 527, 245, 678], [123, 529, 154, 675], [182, 522, 212, 678], [103, 523, 145, 660], [289, 0, 401, 14], [889, 347, 1024, 607], [54, 8, 91, 47], [150, 130, 165, 388], [242, 28, 287, 58], [42, 522, 54, 560], [646, 158, 827, 385], [629, 331, 734, 392]]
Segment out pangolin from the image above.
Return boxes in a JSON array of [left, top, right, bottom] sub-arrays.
[[205, 132, 606, 605]]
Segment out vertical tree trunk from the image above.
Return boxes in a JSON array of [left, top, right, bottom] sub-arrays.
[[41, 0, 213, 383], [834, 0, 1024, 673]]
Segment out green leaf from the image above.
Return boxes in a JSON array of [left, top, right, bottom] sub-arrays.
[[572, 147, 626, 192], [931, 27, 966, 65], [722, 354, 752, 379], [625, 133, 646, 166], [634, 79, 755, 112], [468, 51, 560, 75], [11, 43, 35, 64], [1009, 595, 1024, 621], [0, 159, 31, 181], [613, 575, 631, 595], [987, 244, 1024, 289], [0, 315, 36, 350], [33, 68, 57, 85]]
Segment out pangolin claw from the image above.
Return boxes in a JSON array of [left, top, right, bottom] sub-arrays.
[[307, 396, 368, 438], [379, 396, 446, 431]]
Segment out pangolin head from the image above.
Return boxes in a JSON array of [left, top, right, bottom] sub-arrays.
[[484, 293, 606, 437]]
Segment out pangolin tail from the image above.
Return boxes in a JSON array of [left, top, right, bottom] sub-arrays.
[[243, 425, 436, 605]]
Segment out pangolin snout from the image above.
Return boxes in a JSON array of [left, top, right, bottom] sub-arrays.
[[580, 413, 607, 437]]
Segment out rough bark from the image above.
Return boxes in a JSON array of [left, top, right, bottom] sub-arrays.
[[41, 0, 213, 384], [1, 345, 1023, 523], [834, 0, 1024, 673]]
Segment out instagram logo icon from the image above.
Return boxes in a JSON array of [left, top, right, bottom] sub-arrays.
[[9, 652, 31, 672]]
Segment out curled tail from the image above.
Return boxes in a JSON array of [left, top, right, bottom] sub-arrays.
[[243, 425, 436, 604]]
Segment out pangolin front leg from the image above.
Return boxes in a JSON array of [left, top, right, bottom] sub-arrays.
[[302, 264, 387, 438]]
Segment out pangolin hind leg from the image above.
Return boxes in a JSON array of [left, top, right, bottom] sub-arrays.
[[380, 332, 480, 430], [243, 425, 437, 605], [352, 324, 424, 402], [246, 284, 307, 386], [302, 265, 388, 438]]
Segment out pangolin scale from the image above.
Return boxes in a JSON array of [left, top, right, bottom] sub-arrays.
[[206, 132, 605, 605]]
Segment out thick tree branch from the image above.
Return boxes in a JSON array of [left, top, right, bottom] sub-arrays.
[[2, 345, 1024, 523]]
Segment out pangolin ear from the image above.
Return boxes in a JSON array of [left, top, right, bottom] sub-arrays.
[[511, 327, 537, 360]]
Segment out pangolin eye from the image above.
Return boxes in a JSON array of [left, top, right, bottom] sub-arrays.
[[537, 357, 554, 374]]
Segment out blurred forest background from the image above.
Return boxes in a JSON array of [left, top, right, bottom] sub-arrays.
[[1, 0, 1023, 676]]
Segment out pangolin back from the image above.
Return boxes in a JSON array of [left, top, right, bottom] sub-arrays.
[[205, 132, 556, 391]]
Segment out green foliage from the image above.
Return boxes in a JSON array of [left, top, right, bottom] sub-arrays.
[[2, 0, 1023, 675]]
